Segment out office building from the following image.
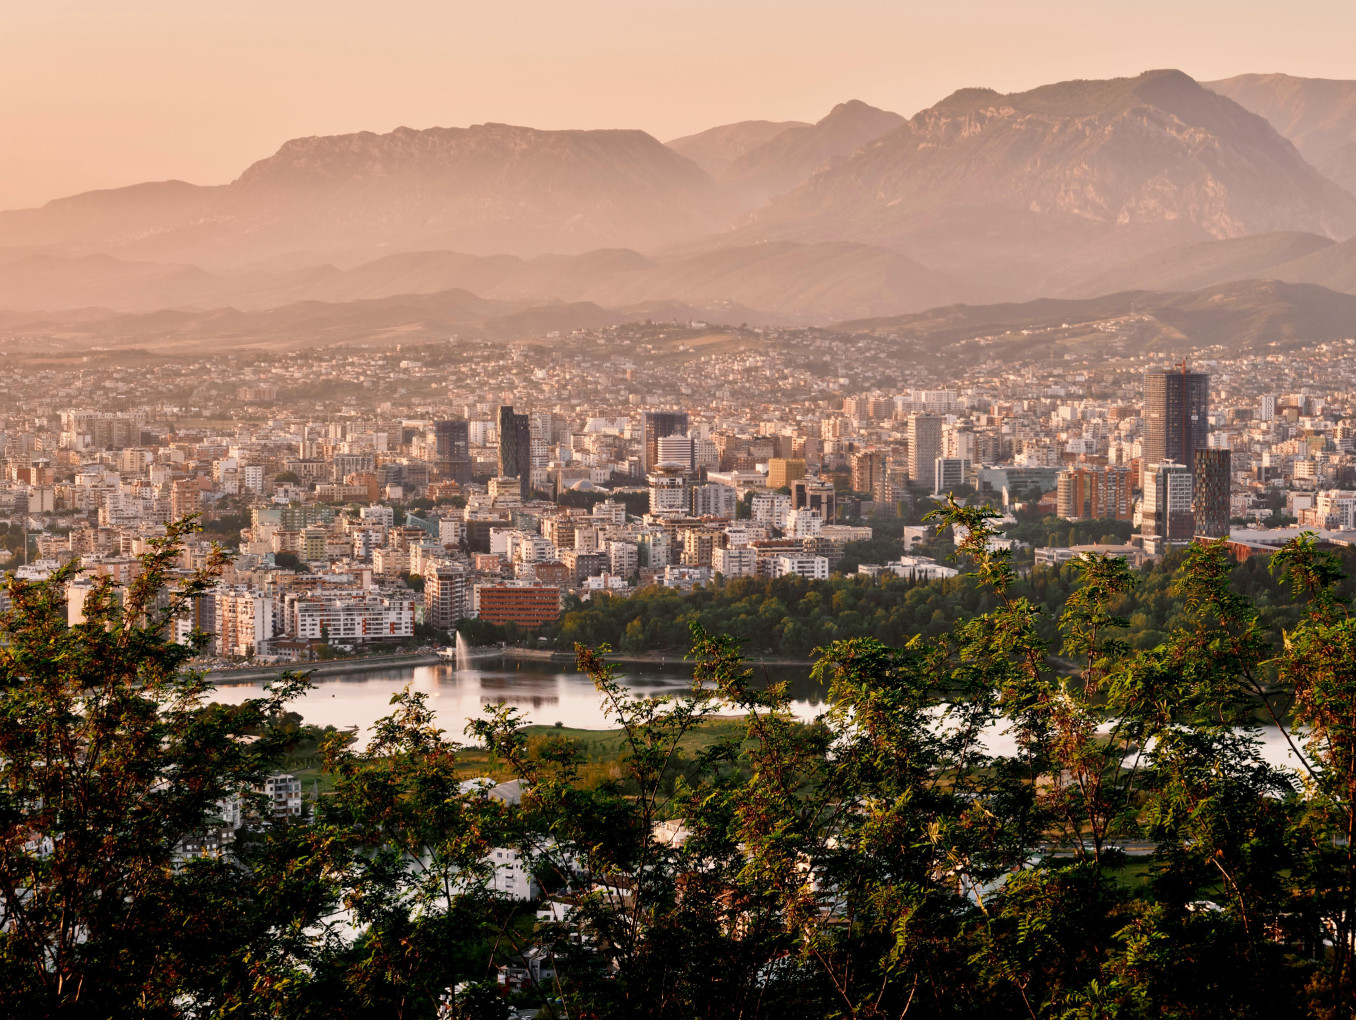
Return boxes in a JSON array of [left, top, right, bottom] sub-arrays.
[[1142, 461, 1194, 546], [791, 476, 836, 523], [433, 419, 473, 486], [642, 411, 690, 473], [1193, 449, 1232, 540], [933, 457, 970, 495], [497, 405, 532, 500], [1142, 366, 1209, 486], [655, 433, 695, 469], [907, 415, 942, 486], [767, 458, 807, 490], [476, 584, 561, 628]]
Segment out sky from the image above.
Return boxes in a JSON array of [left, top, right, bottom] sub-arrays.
[[1, 0, 1354, 209]]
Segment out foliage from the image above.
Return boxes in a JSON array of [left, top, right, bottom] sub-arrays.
[[464, 539, 1343, 660], [0, 519, 313, 1013], [10, 516, 1356, 1017]]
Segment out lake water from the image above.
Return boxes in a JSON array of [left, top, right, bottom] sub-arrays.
[[208, 653, 827, 739], [206, 653, 1312, 772]]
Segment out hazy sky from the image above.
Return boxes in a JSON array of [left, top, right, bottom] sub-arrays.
[[2, 0, 1354, 209]]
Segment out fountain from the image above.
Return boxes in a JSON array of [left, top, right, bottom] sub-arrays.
[[455, 630, 472, 671]]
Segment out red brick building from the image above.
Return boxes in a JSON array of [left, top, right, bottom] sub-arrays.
[[476, 584, 561, 628]]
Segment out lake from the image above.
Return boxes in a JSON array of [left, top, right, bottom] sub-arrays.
[[207, 653, 827, 739], [206, 652, 1312, 772]]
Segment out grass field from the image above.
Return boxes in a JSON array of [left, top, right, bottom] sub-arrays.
[[286, 716, 758, 793]]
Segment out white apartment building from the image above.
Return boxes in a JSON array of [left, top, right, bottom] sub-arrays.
[[691, 482, 737, 520], [287, 593, 415, 644], [260, 774, 303, 819], [750, 492, 791, 529], [648, 469, 690, 514], [485, 847, 540, 902], [712, 545, 757, 578], [785, 507, 824, 538], [360, 504, 395, 528], [772, 554, 829, 580], [607, 540, 638, 577], [216, 773, 303, 829], [438, 516, 465, 547]]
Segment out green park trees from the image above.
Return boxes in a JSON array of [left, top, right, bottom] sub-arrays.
[[5, 514, 1356, 1015]]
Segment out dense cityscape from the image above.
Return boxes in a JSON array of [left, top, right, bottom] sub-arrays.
[[0, 322, 1349, 665], [13, 6, 1356, 1010]]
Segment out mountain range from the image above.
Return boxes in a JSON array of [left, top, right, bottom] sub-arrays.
[[1207, 73, 1356, 193], [9, 68, 1356, 348]]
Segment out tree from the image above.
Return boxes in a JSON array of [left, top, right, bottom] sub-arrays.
[[6, 512, 1356, 1017], [308, 688, 511, 1016], [0, 519, 316, 1014]]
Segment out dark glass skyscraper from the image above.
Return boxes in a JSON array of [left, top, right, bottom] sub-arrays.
[[433, 419, 472, 486], [1142, 366, 1209, 482], [1193, 448, 1232, 540], [642, 410, 690, 473], [497, 405, 532, 499]]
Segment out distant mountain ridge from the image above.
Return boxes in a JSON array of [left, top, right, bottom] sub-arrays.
[[9, 277, 1356, 359], [7, 70, 1356, 333], [0, 241, 976, 324], [840, 278, 1356, 353], [1207, 73, 1356, 192], [0, 123, 731, 266], [1061, 231, 1337, 297], [720, 100, 906, 206], [665, 120, 809, 178], [740, 70, 1356, 295]]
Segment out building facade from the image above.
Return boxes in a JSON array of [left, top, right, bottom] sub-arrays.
[[1142, 461, 1195, 546], [1056, 466, 1133, 521], [1193, 448, 1232, 540], [476, 584, 562, 628], [1142, 367, 1209, 486], [642, 411, 690, 473], [424, 562, 468, 629], [907, 415, 942, 486]]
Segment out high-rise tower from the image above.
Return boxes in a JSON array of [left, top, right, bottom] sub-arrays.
[[906, 414, 942, 487], [1142, 365, 1209, 485], [433, 419, 472, 486], [642, 411, 691, 473], [1193, 449, 1232, 540], [497, 405, 532, 500]]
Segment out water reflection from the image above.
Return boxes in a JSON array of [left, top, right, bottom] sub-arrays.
[[206, 654, 1305, 773], [208, 654, 820, 739]]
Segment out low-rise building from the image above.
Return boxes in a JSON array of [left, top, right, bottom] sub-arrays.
[[475, 584, 561, 627], [773, 554, 829, 580]]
